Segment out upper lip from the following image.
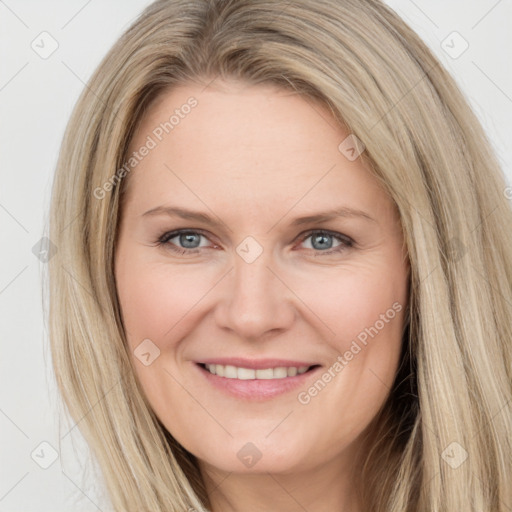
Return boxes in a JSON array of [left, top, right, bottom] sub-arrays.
[[198, 358, 320, 369]]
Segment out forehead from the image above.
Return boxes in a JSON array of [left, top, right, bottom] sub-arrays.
[[122, 80, 394, 222]]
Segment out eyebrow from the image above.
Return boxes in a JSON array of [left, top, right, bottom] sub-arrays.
[[142, 205, 377, 226]]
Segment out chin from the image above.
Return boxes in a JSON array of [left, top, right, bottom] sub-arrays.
[[190, 434, 313, 475]]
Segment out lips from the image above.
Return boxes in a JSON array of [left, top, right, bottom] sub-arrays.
[[195, 358, 321, 400]]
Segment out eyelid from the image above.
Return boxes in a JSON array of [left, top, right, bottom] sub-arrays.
[[157, 229, 217, 255], [296, 228, 354, 246], [157, 227, 355, 256], [158, 228, 213, 245], [158, 228, 353, 245]]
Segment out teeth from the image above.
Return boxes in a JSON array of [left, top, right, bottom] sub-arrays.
[[237, 367, 256, 380], [255, 368, 274, 379], [224, 365, 237, 378], [273, 367, 287, 378], [204, 364, 312, 379]]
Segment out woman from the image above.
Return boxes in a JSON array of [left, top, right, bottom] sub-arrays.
[[47, 0, 512, 510]]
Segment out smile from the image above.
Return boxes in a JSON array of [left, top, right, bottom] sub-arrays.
[[203, 364, 311, 379], [196, 359, 321, 400]]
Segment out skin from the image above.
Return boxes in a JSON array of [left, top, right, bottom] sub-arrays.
[[115, 78, 410, 512]]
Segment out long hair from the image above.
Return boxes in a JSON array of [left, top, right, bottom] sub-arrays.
[[47, 0, 512, 510]]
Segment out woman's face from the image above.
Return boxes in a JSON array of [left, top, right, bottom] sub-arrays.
[[115, 79, 409, 478]]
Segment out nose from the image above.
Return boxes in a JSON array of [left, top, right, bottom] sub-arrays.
[[214, 246, 296, 340]]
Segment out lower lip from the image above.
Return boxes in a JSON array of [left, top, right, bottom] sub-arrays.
[[195, 363, 321, 401]]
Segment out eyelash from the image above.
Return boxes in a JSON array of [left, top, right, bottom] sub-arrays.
[[156, 229, 354, 256]]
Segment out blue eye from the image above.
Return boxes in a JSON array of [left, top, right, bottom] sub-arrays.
[[157, 230, 210, 254], [156, 229, 353, 256], [301, 230, 353, 253]]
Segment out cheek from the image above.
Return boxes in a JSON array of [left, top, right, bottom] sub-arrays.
[[294, 261, 407, 352], [116, 255, 216, 346], [291, 260, 408, 414], [114, 253, 214, 422]]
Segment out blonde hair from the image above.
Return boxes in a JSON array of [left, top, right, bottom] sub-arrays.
[[47, 0, 512, 510]]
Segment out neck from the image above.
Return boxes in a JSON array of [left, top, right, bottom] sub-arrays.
[[199, 452, 363, 512]]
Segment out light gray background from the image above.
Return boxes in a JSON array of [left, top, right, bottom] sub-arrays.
[[1, 1, 511, 511]]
